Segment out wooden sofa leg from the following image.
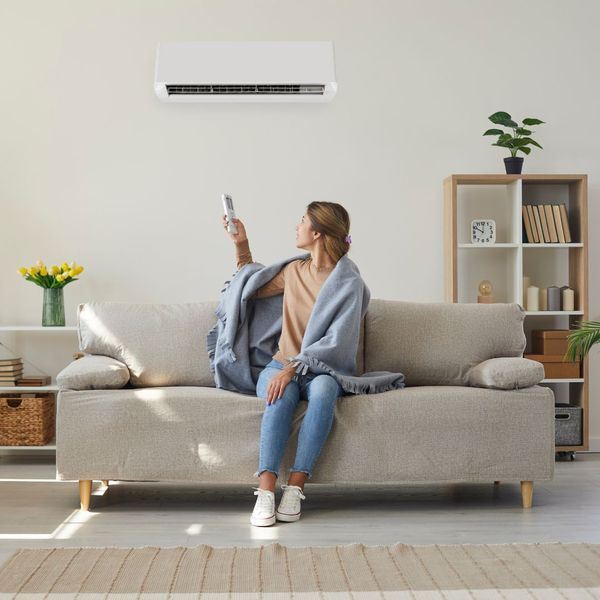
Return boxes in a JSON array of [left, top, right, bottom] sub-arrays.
[[101, 480, 109, 487], [79, 480, 92, 511], [520, 480, 533, 508]]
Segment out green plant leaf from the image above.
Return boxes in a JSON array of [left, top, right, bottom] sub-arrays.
[[492, 142, 511, 148], [515, 128, 532, 135], [489, 111, 512, 125], [518, 146, 531, 155], [564, 320, 600, 362], [520, 137, 543, 149], [498, 133, 512, 143], [522, 118, 545, 126], [483, 128, 504, 136]]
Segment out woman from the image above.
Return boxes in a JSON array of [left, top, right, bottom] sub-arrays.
[[222, 201, 352, 527]]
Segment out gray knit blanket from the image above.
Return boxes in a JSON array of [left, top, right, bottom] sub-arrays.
[[206, 252, 406, 395]]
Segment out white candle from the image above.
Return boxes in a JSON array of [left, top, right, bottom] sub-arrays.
[[539, 288, 548, 311], [527, 285, 539, 311], [523, 276, 531, 307], [562, 288, 575, 311]]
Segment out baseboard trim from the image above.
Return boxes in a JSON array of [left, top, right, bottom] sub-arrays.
[[584, 436, 600, 453]]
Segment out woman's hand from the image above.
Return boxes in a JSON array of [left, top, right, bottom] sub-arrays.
[[266, 368, 295, 404], [222, 214, 248, 245]]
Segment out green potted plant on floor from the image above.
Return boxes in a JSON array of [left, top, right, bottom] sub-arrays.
[[483, 111, 545, 174]]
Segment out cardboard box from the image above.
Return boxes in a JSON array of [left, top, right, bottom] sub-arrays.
[[524, 354, 580, 379], [531, 329, 572, 355]]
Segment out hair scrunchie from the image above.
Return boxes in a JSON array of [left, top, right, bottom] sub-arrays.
[[344, 234, 352, 244]]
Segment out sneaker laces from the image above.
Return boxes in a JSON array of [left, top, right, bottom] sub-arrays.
[[252, 487, 274, 512], [279, 484, 306, 510]]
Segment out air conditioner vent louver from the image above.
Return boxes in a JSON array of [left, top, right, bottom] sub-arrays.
[[166, 84, 325, 96]]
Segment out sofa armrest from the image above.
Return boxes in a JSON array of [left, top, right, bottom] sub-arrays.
[[57, 354, 130, 391], [467, 357, 545, 390]]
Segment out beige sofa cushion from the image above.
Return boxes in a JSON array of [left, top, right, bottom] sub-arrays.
[[364, 300, 527, 386], [57, 355, 130, 390], [467, 357, 545, 390], [78, 302, 219, 387]]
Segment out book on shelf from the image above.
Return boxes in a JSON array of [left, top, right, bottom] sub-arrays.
[[559, 204, 572, 242], [537, 204, 550, 242], [532, 206, 544, 242], [522, 206, 534, 243], [0, 358, 23, 366], [525, 205, 538, 242], [522, 203, 573, 243], [553, 205, 566, 243], [17, 375, 52, 386], [544, 205, 559, 242], [0, 366, 23, 374]]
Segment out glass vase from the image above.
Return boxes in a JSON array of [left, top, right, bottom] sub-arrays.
[[42, 287, 65, 326]]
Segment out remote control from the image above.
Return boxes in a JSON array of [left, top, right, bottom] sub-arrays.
[[222, 194, 238, 235]]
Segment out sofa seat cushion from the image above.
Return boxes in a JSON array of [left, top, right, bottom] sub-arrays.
[[56, 384, 554, 484]]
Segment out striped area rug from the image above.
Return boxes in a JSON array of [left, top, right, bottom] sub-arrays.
[[0, 542, 599, 598]]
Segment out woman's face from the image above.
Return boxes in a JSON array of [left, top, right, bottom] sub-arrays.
[[295, 212, 318, 249]]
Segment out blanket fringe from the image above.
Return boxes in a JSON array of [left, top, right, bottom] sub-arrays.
[[292, 354, 405, 395]]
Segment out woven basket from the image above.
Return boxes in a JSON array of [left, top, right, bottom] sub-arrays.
[[0, 393, 56, 446]]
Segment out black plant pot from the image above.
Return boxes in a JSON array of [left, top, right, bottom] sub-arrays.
[[504, 156, 524, 174]]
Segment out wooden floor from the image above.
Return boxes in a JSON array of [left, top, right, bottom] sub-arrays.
[[1, 453, 599, 569]]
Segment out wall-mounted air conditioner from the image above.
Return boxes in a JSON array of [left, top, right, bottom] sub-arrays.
[[154, 41, 337, 103]]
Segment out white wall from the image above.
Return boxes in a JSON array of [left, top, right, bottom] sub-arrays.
[[1, 0, 599, 447]]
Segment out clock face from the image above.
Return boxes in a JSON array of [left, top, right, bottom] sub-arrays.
[[471, 219, 496, 244]]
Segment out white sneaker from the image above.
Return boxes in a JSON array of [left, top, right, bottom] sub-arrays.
[[275, 485, 306, 522], [250, 487, 276, 527]]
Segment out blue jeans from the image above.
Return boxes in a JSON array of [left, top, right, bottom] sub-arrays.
[[254, 358, 344, 480]]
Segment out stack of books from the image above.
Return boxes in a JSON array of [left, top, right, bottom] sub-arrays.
[[522, 203, 572, 243], [0, 358, 24, 386]]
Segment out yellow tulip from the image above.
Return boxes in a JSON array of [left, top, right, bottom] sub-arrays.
[[29, 266, 39, 275], [18, 267, 27, 276], [61, 262, 69, 272], [56, 274, 64, 282], [40, 267, 48, 276], [36, 259, 44, 268], [76, 266, 84, 275], [69, 261, 77, 270], [51, 266, 60, 275]]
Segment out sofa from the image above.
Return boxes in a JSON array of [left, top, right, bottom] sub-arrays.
[[55, 299, 555, 511]]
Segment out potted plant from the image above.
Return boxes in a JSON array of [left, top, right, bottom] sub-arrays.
[[483, 111, 545, 174], [564, 320, 600, 363]]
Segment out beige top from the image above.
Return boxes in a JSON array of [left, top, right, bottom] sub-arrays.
[[235, 239, 334, 368]]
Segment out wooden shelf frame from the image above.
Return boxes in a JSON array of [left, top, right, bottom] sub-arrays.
[[443, 174, 589, 452], [0, 327, 79, 455]]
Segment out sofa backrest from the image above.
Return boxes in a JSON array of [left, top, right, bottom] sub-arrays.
[[78, 301, 365, 388], [363, 299, 527, 386]]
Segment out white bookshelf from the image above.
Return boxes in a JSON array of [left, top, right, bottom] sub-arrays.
[[0, 325, 78, 455], [444, 174, 589, 453]]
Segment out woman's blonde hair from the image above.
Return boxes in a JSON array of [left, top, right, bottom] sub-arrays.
[[306, 201, 351, 263]]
